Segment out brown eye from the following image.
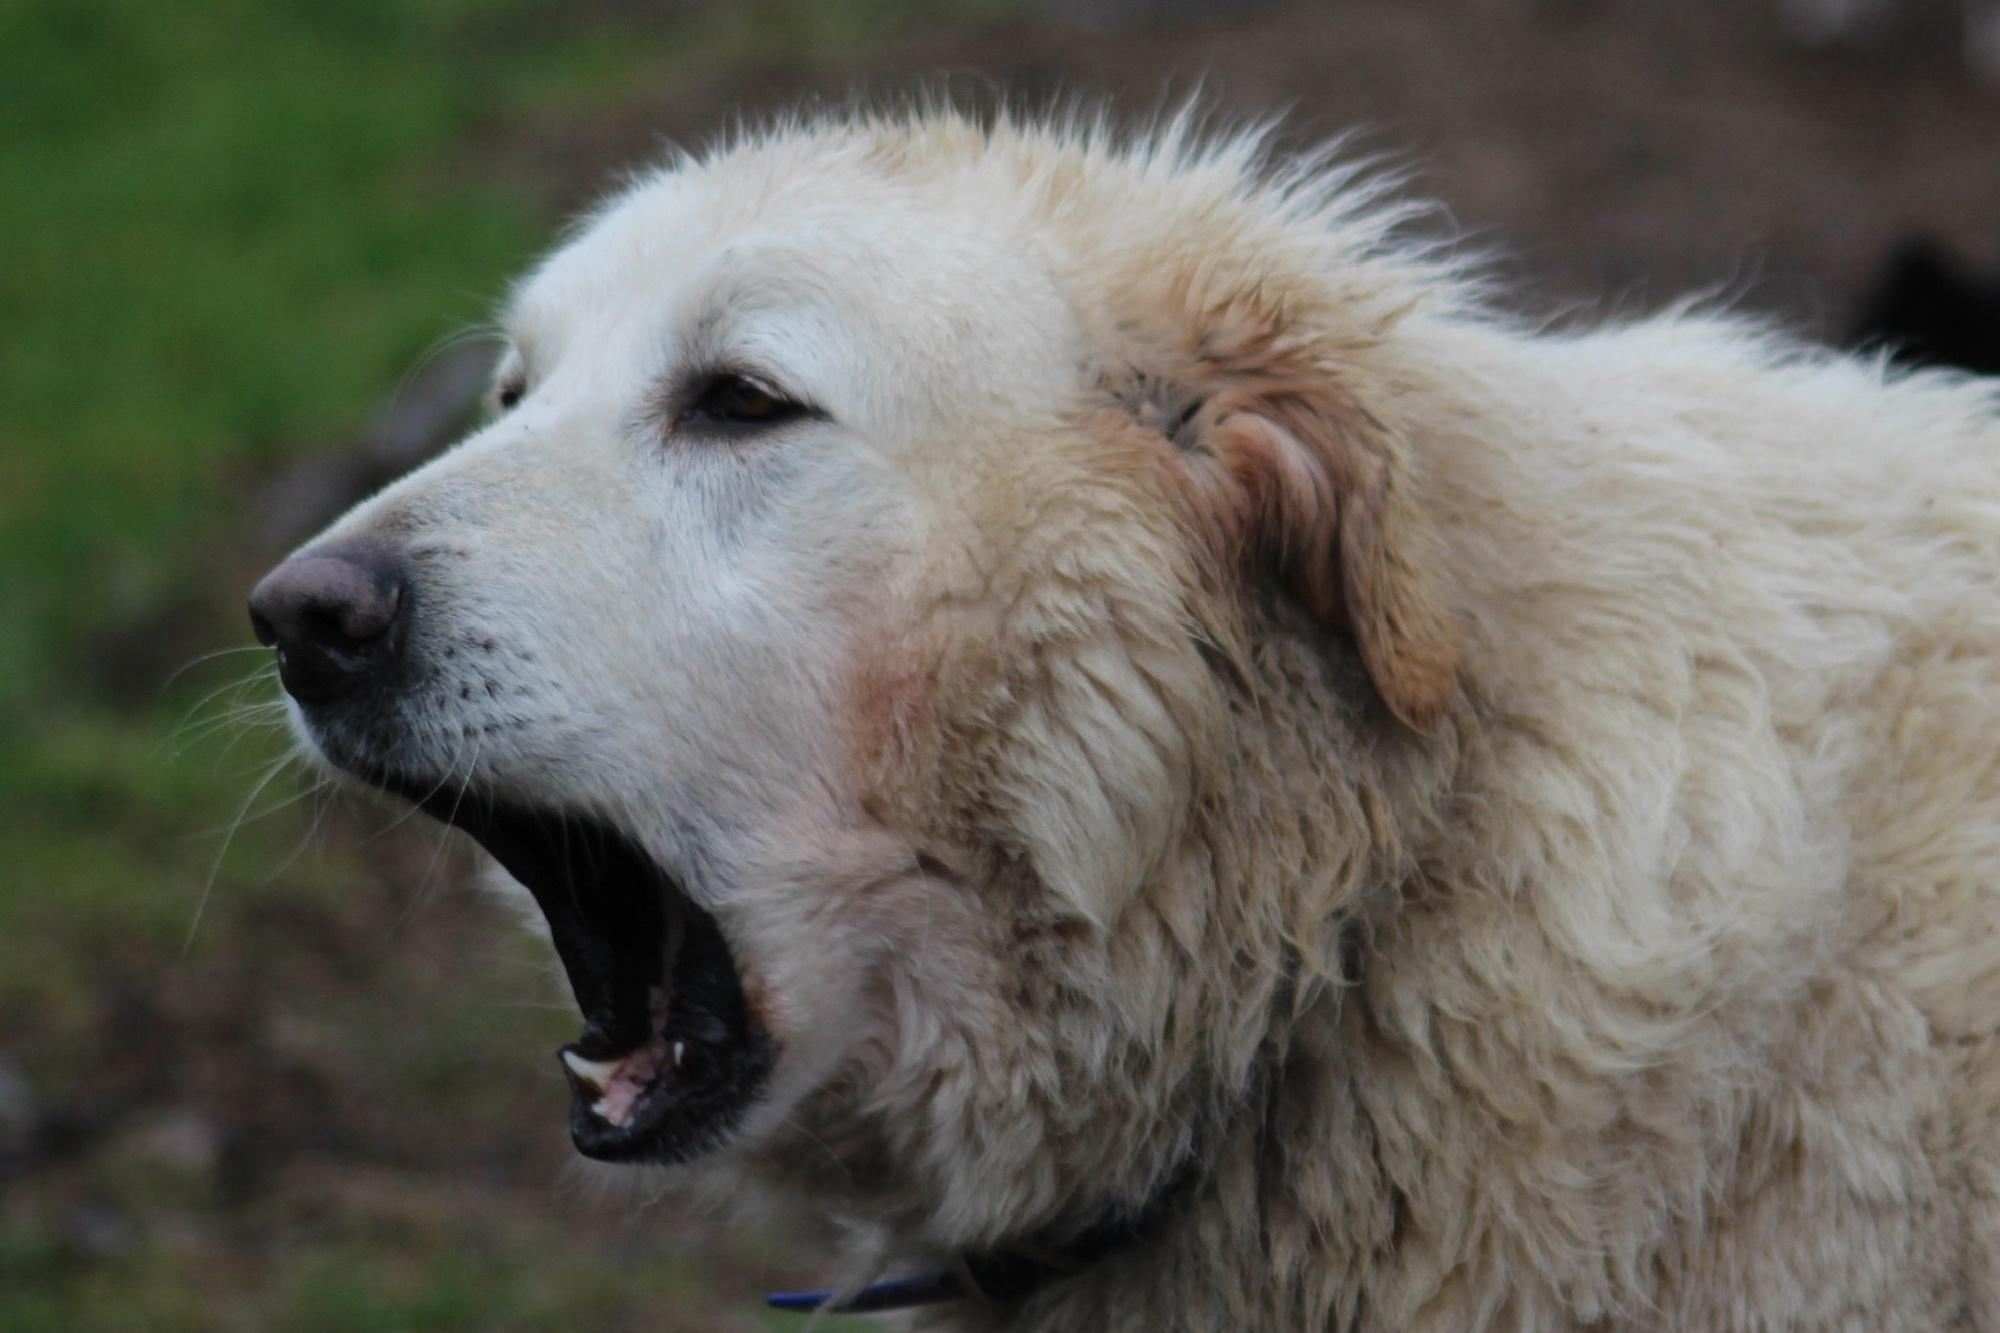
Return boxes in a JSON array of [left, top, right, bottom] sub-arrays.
[[682, 373, 807, 430]]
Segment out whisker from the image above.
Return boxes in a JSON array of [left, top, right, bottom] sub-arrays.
[[172, 700, 291, 754], [208, 716, 294, 770], [256, 769, 341, 885], [175, 660, 277, 714], [164, 666, 283, 753], [388, 320, 505, 422], [362, 742, 472, 844], [400, 735, 483, 929], [771, 1109, 854, 1184], [184, 750, 296, 954], [187, 774, 327, 839], [302, 770, 343, 850], [160, 643, 272, 696]]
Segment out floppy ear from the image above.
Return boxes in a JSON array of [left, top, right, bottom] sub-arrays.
[[1163, 302, 1459, 729]]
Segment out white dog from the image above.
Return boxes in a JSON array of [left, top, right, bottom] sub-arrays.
[[251, 108, 2000, 1329]]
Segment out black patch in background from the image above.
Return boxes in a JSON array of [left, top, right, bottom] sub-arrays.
[[1847, 239, 2000, 377]]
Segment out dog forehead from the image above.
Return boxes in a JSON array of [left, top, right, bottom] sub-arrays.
[[507, 150, 1085, 424]]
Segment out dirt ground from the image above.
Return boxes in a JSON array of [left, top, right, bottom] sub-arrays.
[[495, 0, 1999, 333], [12, 3, 1995, 1329]]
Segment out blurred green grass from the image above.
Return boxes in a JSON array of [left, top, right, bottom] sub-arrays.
[[0, 0, 1003, 1325], [0, 7, 636, 1318], [0, 0, 619, 1023]]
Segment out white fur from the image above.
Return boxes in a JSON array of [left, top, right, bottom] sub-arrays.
[[294, 107, 2000, 1329]]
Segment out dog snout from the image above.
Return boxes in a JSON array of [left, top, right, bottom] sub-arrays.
[[249, 540, 408, 704]]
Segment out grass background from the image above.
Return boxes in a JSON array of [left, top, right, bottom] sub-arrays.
[[4, 0, 1993, 1328]]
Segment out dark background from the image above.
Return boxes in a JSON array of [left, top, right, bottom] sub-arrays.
[[4, 1, 1995, 1328]]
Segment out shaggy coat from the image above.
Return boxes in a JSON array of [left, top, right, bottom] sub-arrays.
[[288, 110, 2000, 1330]]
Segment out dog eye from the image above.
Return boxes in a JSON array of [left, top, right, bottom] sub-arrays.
[[495, 375, 526, 412], [681, 373, 806, 430]]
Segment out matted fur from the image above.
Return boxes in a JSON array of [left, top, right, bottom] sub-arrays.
[[295, 105, 2000, 1330]]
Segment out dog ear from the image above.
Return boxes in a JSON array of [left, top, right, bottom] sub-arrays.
[[1162, 302, 1459, 729]]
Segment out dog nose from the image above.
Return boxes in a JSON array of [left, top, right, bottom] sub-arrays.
[[248, 541, 407, 703]]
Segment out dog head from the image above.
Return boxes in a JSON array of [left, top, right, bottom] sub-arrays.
[[251, 110, 1459, 1250]]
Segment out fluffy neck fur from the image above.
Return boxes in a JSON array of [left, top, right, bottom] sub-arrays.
[[867, 328, 1894, 1329], [757, 576, 1459, 1324]]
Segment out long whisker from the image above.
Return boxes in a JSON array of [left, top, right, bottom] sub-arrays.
[[400, 734, 483, 929], [255, 769, 340, 885], [164, 666, 283, 753], [302, 768, 343, 851], [184, 749, 296, 954], [160, 644, 271, 695], [187, 771, 325, 838], [360, 743, 470, 845], [388, 321, 505, 421], [173, 699, 291, 754], [208, 712, 295, 769]]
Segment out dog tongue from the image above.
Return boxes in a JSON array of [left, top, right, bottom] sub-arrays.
[[564, 1041, 680, 1126], [560, 984, 684, 1128]]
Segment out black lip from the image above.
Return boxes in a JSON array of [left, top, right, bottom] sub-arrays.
[[369, 771, 773, 1164]]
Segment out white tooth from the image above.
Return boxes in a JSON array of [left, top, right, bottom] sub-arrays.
[[563, 1050, 619, 1092], [591, 1099, 610, 1120], [672, 1041, 686, 1067]]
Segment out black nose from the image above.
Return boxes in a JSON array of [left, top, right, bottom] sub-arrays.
[[248, 541, 407, 704]]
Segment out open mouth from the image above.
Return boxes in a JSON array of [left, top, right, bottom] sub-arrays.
[[386, 778, 774, 1163]]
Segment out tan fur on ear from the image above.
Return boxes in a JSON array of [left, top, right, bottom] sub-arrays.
[[1167, 297, 1459, 728]]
